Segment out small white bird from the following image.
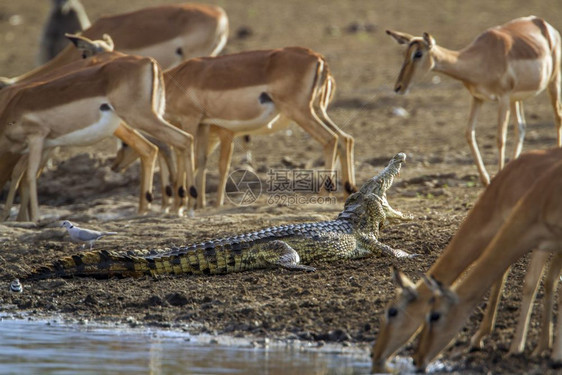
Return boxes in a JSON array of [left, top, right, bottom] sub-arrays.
[[10, 279, 22, 293], [61, 220, 117, 250]]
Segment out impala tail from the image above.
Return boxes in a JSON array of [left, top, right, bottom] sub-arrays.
[[311, 56, 331, 107], [150, 59, 167, 117], [210, 8, 229, 56]]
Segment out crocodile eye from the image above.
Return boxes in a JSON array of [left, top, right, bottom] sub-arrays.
[[413, 50, 423, 60], [429, 311, 441, 322], [387, 307, 398, 318]]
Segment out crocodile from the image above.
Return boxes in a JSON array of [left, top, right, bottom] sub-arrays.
[[19, 153, 414, 282]]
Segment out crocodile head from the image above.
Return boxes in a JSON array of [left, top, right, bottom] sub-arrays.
[[360, 153, 406, 197], [339, 153, 406, 221]]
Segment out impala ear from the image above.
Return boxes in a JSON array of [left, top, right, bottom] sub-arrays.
[[386, 29, 414, 45], [420, 274, 458, 304], [66, 33, 114, 56], [66, 33, 93, 49], [391, 266, 418, 300], [422, 32, 435, 49], [0, 76, 12, 89], [101, 34, 115, 51]]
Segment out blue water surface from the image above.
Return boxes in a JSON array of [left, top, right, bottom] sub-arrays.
[[0, 318, 372, 375]]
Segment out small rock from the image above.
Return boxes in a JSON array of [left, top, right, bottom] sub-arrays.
[[125, 316, 140, 327], [236, 26, 253, 39], [391, 106, 409, 118], [346, 22, 363, 33], [146, 295, 164, 306], [83, 294, 97, 306], [165, 292, 189, 306], [8, 15, 22, 26], [329, 328, 351, 342], [325, 25, 341, 36]]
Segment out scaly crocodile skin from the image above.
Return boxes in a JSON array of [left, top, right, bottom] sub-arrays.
[[23, 153, 414, 280]]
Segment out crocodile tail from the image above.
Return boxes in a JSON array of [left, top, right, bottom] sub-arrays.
[[22, 250, 151, 280]]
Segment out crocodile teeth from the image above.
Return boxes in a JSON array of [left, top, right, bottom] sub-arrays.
[[10, 279, 23, 293]]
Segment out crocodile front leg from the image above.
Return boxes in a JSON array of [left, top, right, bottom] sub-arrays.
[[254, 240, 316, 272], [358, 234, 417, 259]]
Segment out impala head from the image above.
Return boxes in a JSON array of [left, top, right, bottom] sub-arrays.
[[386, 29, 436, 94], [65, 33, 115, 58], [413, 274, 460, 372], [371, 267, 433, 372]]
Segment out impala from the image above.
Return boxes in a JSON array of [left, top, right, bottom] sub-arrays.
[[0, 36, 195, 222], [387, 16, 562, 186], [145, 47, 355, 209], [371, 147, 562, 372], [1, 2, 228, 87], [414, 159, 562, 370], [112, 69, 339, 208]]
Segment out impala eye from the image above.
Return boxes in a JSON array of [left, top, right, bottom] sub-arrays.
[[413, 51, 423, 59], [387, 307, 398, 318], [429, 311, 441, 322]]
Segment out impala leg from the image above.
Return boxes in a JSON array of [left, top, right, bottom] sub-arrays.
[[119, 113, 196, 215], [465, 97, 490, 186], [496, 97, 511, 171], [155, 139, 176, 211], [547, 70, 562, 147], [532, 252, 562, 357], [317, 107, 356, 195], [511, 101, 526, 159], [288, 107, 338, 193], [157, 153, 172, 211], [111, 142, 136, 172], [16, 173, 30, 222], [215, 127, 234, 207], [240, 135, 254, 167], [195, 123, 211, 209], [0, 152, 22, 193], [509, 250, 549, 355], [113, 123, 158, 214], [470, 268, 510, 349], [26, 135, 45, 222], [314, 73, 355, 195], [552, 255, 562, 363], [112, 139, 177, 211], [1, 154, 28, 221]]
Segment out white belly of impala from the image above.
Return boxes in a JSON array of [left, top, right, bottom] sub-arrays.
[[37, 99, 121, 148], [202, 101, 280, 133]]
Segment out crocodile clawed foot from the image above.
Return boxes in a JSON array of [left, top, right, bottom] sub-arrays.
[[403, 213, 415, 221], [394, 249, 419, 259]]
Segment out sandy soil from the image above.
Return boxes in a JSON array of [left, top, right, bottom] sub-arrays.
[[1, 0, 562, 373]]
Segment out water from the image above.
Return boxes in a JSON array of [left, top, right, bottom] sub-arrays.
[[0, 317, 372, 375]]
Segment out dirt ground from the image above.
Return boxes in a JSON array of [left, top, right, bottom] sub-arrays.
[[1, 0, 562, 373]]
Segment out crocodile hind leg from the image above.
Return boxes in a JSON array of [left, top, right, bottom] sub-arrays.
[[255, 240, 316, 272]]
